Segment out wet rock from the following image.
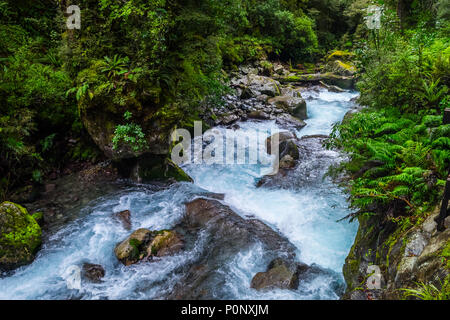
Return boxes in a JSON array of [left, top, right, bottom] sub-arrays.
[[265, 132, 299, 164], [220, 113, 240, 125], [319, 81, 346, 92], [115, 228, 153, 266], [275, 113, 307, 130], [82, 263, 105, 283], [0, 201, 42, 271], [148, 230, 184, 257], [279, 140, 300, 160], [257, 136, 338, 189], [115, 210, 132, 230], [279, 155, 296, 169], [268, 95, 307, 120], [168, 198, 299, 299], [266, 132, 297, 155], [251, 258, 302, 290], [114, 228, 184, 266]]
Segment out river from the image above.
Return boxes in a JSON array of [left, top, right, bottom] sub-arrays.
[[0, 87, 359, 300]]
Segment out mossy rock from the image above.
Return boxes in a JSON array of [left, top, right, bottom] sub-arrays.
[[327, 50, 354, 62], [0, 201, 42, 271], [116, 154, 193, 183], [115, 229, 184, 265]]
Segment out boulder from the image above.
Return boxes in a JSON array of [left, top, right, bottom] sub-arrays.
[[266, 131, 297, 155], [325, 60, 356, 77], [0, 201, 42, 271], [147, 230, 184, 257], [275, 114, 307, 130], [245, 74, 281, 97], [268, 95, 307, 120], [82, 263, 105, 283], [251, 258, 311, 291], [117, 154, 193, 183], [265, 132, 299, 161], [114, 228, 184, 266], [114, 228, 153, 266]]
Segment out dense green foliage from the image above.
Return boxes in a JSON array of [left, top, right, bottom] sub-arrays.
[[327, 1, 449, 224], [0, 0, 329, 199]]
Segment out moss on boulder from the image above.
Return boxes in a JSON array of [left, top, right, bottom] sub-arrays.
[[0, 201, 42, 271], [114, 228, 184, 266]]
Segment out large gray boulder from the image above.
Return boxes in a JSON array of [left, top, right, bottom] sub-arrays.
[[239, 74, 281, 98], [268, 95, 307, 120]]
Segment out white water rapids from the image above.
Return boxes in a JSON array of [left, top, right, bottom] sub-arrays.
[[0, 88, 359, 300]]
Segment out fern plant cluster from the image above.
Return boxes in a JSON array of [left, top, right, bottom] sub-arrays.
[[327, 106, 450, 220]]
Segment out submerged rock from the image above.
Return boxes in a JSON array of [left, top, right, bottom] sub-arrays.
[[82, 263, 105, 283], [115, 210, 132, 230], [0, 201, 42, 271]]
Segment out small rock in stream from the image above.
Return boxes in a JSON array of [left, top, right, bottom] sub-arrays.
[[82, 263, 105, 283], [115, 210, 132, 230]]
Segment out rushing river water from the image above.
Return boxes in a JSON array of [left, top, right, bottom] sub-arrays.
[[0, 88, 359, 300]]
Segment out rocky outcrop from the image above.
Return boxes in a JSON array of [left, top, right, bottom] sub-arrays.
[[114, 228, 184, 266], [115, 155, 193, 184], [166, 198, 345, 298], [168, 198, 299, 298], [0, 201, 42, 271], [342, 206, 450, 300]]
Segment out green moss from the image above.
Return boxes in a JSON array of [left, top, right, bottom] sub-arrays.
[[0, 201, 42, 269], [31, 212, 43, 224], [128, 238, 142, 260], [327, 50, 354, 61], [136, 155, 193, 183]]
